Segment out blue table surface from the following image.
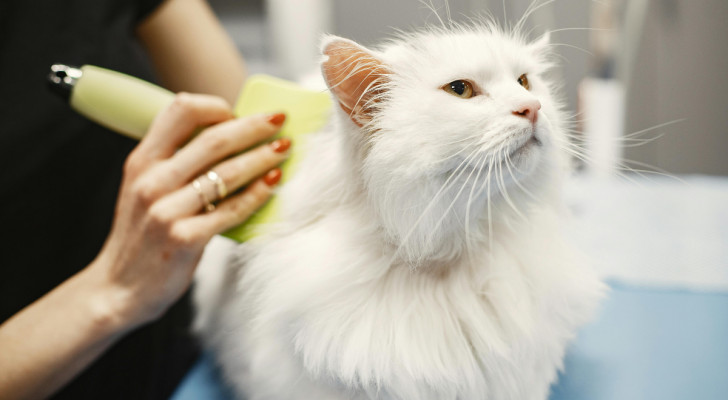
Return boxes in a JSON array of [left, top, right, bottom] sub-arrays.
[[172, 282, 728, 400]]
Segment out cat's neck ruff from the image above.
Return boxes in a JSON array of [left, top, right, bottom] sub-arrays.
[[239, 194, 596, 399]]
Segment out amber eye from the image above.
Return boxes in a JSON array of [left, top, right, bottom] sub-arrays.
[[442, 80, 475, 99], [517, 74, 530, 90]]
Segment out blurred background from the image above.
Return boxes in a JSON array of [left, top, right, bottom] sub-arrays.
[[207, 0, 727, 176]]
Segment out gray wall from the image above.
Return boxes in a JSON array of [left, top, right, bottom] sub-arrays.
[[624, 0, 728, 176]]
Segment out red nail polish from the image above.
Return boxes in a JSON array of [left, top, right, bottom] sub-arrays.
[[263, 168, 282, 186], [270, 138, 291, 153], [267, 113, 286, 127]]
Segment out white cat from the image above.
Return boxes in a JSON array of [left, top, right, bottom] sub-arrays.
[[195, 22, 604, 400]]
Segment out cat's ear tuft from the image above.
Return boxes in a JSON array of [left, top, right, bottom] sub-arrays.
[[530, 32, 551, 52], [321, 36, 391, 127]]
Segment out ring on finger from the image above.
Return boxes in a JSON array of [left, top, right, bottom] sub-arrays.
[[191, 169, 229, 212], [206, 170, 228, 200]]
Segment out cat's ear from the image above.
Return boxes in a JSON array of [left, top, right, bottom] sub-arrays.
[[529, 32, 551, 53], [321, 36, 390, 127]]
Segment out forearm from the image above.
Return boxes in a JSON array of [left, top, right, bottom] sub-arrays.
[[0, 266, 128, 400]]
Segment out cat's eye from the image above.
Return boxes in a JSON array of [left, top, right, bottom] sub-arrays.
[[442, 80, 475, 99], [517, 74, 530, 90]]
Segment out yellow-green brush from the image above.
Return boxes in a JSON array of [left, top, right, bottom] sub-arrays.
[[48, 64, 332, 242]]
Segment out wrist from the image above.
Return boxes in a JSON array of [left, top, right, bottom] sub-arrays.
[[74, 263, 139, 338]]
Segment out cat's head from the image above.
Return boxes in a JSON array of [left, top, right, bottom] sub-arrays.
[[321, 23, 568, 264]]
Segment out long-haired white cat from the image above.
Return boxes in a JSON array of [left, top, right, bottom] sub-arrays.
[[195, 21, 604, 400]]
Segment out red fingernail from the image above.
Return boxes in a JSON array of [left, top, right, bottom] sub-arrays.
[[267, 113, 286, 127], [263, 168, 282, 186], [270, 138, 291, 153]]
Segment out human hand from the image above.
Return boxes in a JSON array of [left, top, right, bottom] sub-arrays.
[[87, 93, 289, 330]]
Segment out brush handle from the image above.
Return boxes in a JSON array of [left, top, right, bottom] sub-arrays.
[[49, 64, 174, 139]]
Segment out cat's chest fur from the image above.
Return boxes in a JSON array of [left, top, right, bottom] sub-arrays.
[[199, 206, 601, 400]]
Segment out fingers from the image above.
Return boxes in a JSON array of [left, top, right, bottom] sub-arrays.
[[152, 137, 290, 219], [120, 92, 290, 246], [134, 93, 234, 163], [129, 111, 285, 204], [173, 177, 279, 241], [209, 138, 290, 196], [163, 113, 286, 186]]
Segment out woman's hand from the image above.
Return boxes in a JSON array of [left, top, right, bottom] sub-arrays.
[[89, 93, 289, 329], [0, 93, 290, 400]]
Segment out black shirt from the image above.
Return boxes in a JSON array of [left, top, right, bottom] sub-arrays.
[[0, 1, 200, 398]]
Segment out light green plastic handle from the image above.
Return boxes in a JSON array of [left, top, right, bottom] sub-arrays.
[[71, 65, 175, 140]]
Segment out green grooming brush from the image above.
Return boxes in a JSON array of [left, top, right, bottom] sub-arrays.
[[48, 64, 332, 242]]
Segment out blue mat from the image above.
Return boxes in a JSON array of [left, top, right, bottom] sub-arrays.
[[551, 281, 728, 400], [172, 282, 728, 400]]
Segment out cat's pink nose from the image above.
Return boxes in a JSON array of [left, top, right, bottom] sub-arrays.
[[512, 100, 541, 123]]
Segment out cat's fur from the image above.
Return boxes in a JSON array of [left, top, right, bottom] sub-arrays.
[[195, 22, 604, 400]]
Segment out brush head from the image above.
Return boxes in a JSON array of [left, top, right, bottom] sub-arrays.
[[223, 75, 333, 242]]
